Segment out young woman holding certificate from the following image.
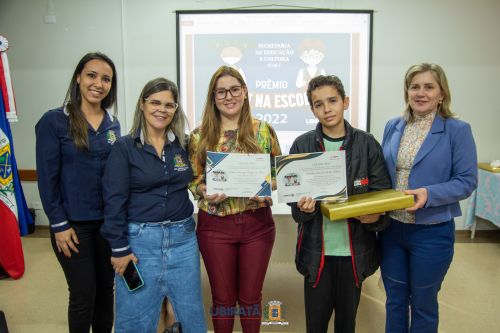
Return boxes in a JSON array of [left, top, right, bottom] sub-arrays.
[[380, 63, 477, 332], [289, 75, 392, 333], [188, 66, 282, 333]]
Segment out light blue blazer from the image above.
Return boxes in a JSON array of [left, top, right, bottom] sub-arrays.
[[382, 115, 478, 224]]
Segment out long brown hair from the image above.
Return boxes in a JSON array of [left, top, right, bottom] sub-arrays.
[[403, 63, 454, 123], [196, 66, 261, 166], [129, 77, 188, 148], [64, 52, 117, 150]]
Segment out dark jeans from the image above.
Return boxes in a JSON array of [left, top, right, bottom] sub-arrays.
[[304, 256, 361, 333], [50, 220, 114, 333], [197, 207, 275, 333], [379, 219, 454, 333]]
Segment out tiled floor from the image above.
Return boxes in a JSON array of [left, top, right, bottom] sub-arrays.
[[1, 218, 499, 332]]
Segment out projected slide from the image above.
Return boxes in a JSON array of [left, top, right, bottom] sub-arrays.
[[177, 11, 372, 153]]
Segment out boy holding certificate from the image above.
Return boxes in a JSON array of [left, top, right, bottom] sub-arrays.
[[289, 75, 392, 333]]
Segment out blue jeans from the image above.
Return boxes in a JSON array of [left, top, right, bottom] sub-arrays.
[[114, 217, 207, 333], [379, 219, 454, 333]]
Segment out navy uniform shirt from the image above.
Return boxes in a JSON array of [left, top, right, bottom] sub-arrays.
[[35, 107, 121, 232], [101, 129, 194, 257]]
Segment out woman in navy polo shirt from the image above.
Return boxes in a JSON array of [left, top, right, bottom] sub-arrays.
[[35, 52, 120, 333], [100, 78, 206, 333]]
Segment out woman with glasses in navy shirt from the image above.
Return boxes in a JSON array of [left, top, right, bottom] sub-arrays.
[[101, 78, 206, 333], [36, 52, 120, 333]]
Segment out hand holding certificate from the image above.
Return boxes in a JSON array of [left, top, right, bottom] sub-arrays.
[[275, 151, 348, 203], [205, 151, 272, 197]]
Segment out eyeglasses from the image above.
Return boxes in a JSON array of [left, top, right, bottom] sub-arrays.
[[213, 86, 244, 100], [144, 98, 178, 113]]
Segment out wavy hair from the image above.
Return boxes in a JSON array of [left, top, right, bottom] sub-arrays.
[[403, 63, 455, 123], [129, 77, 188, 148], [196, 66, 261, 166], [64, 52, 117, 150]]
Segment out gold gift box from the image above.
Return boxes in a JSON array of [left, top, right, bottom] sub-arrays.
[[321, 189, 415, 221], [478, 162, 500, 173]]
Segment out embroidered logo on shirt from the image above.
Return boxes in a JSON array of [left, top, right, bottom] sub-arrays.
[[173, 154, 189, 172], [354, 177, 369, 187], [107, 130, 117, 144]]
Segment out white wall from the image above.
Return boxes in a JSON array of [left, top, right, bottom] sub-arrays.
[[1, 0, 499, 229]]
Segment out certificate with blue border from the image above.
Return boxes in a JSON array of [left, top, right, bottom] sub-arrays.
[[206, 151, 272, 197], [275, 151, 347, 203]]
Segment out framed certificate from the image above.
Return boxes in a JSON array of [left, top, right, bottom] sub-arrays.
[[275, 151, 347, 203], [206, 151, 271, 197]]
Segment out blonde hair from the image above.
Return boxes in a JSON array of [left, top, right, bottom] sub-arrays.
[[403, 63, 455, 123], [196, 66, 261, 166], [129, 77, 188, 148]]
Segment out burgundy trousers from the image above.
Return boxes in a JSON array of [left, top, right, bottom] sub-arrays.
[[197, 207, 275, 333]]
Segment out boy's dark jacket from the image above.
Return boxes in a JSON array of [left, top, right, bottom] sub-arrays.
[[289, 120, 392, 287]]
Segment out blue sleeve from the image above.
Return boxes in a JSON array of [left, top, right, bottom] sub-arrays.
[[382, 118, 396, 147], [424, 122, 478, 207], [35, 113, 69, 232], [101, 138, 132, 257]]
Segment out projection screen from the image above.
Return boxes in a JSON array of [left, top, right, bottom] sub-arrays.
[[177, 10, 373, 154]]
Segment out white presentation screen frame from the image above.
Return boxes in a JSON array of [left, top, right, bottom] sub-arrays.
[[177, 10, 373, 154], [176, 10, 373, 214]]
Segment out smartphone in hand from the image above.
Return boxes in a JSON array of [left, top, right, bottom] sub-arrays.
[[122, 261, 144, 292]]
